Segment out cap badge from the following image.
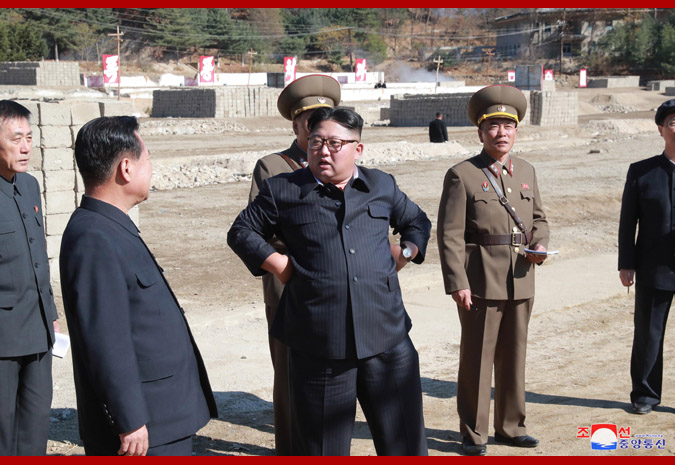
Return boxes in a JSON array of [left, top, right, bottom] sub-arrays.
[[317, 97, 326, 104], [482, 181, 489, 192], [498, 105, 506, 112]]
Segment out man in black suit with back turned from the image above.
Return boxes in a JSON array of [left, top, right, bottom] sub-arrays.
[[619, 99, 675, 415], [0, 100, 59, 456], [228, 107, 430, 455], [429, 112, 448, 143], [60, 116, 217, 455]]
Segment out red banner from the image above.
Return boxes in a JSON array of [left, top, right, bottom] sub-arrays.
[[284, 56, 297, 86], [355, 58, 367, 82], [102, 54, 119, 84], [199, 56, 215, 84]]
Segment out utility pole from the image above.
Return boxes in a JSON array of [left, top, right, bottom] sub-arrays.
[[483, 48, 495, 84], [246, 48, 257, 87], [107, 26, 124, 101], [432, 55, 443, 93]]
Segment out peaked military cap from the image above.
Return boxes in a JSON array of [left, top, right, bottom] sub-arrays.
[[277, 74, 341, 121], [467, 85, 527, 127], [655, 99, 675, 126]]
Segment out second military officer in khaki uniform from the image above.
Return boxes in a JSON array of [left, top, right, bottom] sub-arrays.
[[437, 85, 549, 456], [248, 74, 341, 455]]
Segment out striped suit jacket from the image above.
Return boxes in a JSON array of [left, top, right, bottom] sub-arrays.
[[228, 166, 431, 360]]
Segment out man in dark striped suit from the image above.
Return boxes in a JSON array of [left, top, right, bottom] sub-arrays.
[[228, 107, 430, 455]]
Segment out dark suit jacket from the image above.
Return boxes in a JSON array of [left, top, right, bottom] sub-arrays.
[[60, 196, 217, 448], [0, 173, 56, 357], [619, 153, 675, 290], [228, 166, 431, 360], [429, 118, 448, 143]]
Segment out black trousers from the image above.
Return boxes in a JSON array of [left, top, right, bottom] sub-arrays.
[[288, 336, 428, 456], [631, 281, 672, 406], [0, 351, 52, 456]]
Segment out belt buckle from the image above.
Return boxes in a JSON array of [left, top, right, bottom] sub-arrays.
[[511, 232, 523, 246]]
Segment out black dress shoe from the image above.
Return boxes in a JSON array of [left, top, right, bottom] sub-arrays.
[[494, 432, 539, 448], [462, 437, 487, 456], [630, 402, 652, 415]]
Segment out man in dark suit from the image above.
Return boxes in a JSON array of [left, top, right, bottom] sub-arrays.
[[429, 112, 448, 143], [59, 116, 217, 456], [0, 100, 59, 456], [228, 107, 430, 455], [248, 74, 341, 455], [619, 98, 675, 415]]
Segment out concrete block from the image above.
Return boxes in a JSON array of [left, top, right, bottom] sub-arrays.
[[129, 204, 140, 228], [41, 126, 73, 149], [44, 190, 76, 215], [71, 102, 101, 125], [42, 148, 75, 171], [39, 103, 71, 126], [99, 101, 136, 117], [666, 87, 675, 96], [28, 147, 42, 171], [44, 170, 75, 192], [46, 234, 62, 259], [75, 171, 85, 194], [26, 170, 44, 193], [45, 213, 72, 237], [49, 258, 60, 286]]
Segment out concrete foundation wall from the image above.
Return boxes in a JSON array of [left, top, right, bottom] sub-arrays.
[[646, 80, 675, 92], [529, 91, 578, 126], [17, 100, 137, 287], [0, 61, 80, 87], [587, 76, 640, 88], [388, 90, 577, 127]]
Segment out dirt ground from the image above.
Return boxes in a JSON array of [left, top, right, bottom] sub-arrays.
[[47, 86, 674, 456]]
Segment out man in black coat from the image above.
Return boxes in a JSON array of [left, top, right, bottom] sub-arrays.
[[429, 112, 448, 143], [618, 99, 675, 415], [228, 107, 430, 455], [0, 100, 59, 456], [60, 116, 217, 456]]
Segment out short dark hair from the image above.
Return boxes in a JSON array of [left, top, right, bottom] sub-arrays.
[[0, 100, 31, 125], [307, 107, 363, 138], [74, 116, 142, 188], [436, 112, 443, 118]]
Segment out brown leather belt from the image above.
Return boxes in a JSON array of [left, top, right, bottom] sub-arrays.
[[467, 230, 533, 246]]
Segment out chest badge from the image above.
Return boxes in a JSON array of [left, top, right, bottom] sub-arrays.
[[482, 181, 489, 192], [521, 183, 530, 190], [34, 205, 38, 213]]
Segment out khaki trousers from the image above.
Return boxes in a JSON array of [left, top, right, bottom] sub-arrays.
[[262, 273, 292, 455], [456, 297, 533, 445]]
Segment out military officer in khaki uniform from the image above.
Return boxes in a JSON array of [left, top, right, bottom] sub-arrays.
[[248, 74, 341, 455], [437, 85, 549, 456]]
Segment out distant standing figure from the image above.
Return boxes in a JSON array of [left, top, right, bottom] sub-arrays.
[[429, 112, 448, 143], [618, 99, 675, 415]]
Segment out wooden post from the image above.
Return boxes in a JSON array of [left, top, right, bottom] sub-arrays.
[[483, 48, 495, 84], [107, 26, 124, 101], [432, 56, 443, 93], [247, 48, 258, 87]]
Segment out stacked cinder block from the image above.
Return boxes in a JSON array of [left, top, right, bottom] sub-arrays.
[[666, 87, 675, 97], [0, 61, 80, 87], [17, 100, 137, 287], [388, 93, 473, 127], [587, 76, 640, 88], [645, 80, 675, 92], [529, 91, 578, 127], [151, 87, 283, 118], [152, 89, 217, 117]]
